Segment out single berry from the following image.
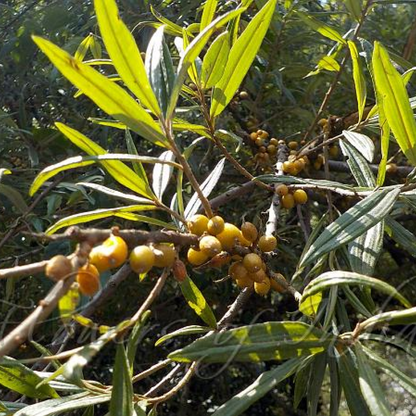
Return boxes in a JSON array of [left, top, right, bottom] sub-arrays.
[[228, 261, 248, 280], [89, 235, 128, 272], [270, 138, 278, 146], [386, 163, 397, 174], [248, 269, 268, 283], [255, 137, 265, 147], [152, 244, 176, 268], [239, 91, 249, 100], [217, 223, 242, 251], [259, 146, 267, 153], [187, 248, 209, 266], [207, 216, 225, 235], [283, 161, 296, 175], [259, 130, 269, 140], [329, 145, 339, 158], [250, 132, 258, 141], [243, 253, 263, 273], [241, 222, 258, 243], [199, 235, 222, 256], [281, 194, 295, 209], [258, 235, 277, 252], [76, 264, 100, 296], [275, 184, 289, 196], [187, 214, 209, 236], [267, 144, 277, 155], [45, 255, 73, 281], [172, 260, 187, 282], [288, 141, 298, 150], [270, 275, 285, 293], [130, 245, 155, 274], [254, 277, 271, 296], [293, 189, 308, 205], [236, 275, 254, 289]]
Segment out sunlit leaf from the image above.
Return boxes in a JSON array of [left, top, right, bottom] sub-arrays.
[[373, 42, 416, 165], [299, 292, 322, 318], [152, 150, 175, 200], [210, 0, 277, 118], [32, 36, 167, 147], [348, 41, 367, 122], [58, 286, 80, 324], [94, 0, 161, 115], [200, 0, 219, 31], [155, 325, 210, 346], [169, 322, 336, 363]]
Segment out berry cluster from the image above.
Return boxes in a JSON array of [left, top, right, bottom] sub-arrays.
[[249, 129, 279, 167], [186, 214, 284, 296], [276, 184, 308, 209]]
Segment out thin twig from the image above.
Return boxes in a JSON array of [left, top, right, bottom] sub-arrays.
[[132, 359, 172, 384]]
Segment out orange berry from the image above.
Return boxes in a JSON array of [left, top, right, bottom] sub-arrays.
[[258, 235, 277, 252], [248, 269, 268, 283], [76, 264, 100, 296], [270, 275, 286, 293], [187, 248, 209, 266], [243, 253, 262, 273], [254, 277, 271, 296], [45, 255, 73, 281], [250, 132, 258, 141], [281, 194, 295, 209], [89, 235, 128, 272], [293, 189, 308, 205], [241, 222, 258, 243], [294, 159, 305, 172], [187, 214, 209, 236], [152, 244, 176, 268], [259, 130, 269, 140], [282, 161, 296, 175], [275, 184, 289, 196], [130, 245, 155, 274], [207, 216, 225, 235], [236, 275, 254, 289]]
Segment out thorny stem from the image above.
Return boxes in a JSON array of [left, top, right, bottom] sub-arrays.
[[302, 0, 374, 143], [162, 119, 214, 218]]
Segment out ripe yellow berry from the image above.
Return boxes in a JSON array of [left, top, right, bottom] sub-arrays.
[[172, 260, 187, 282], [313, 160, 322, 170], [187, 214, 209, 236], [207, 216, 225, 235], [259, 130, 269, 140], [250, 132, 258, 141], [318, 118, 328, 127], [45, 255, 73, 281], [217, 223, 242, 251], [259, 146, 267, 153], [89, 235, 128, 272], [76, 264, 100, 296], [255, 137, 265, 147], [243, 253, 263, 273], [258, 235, 277, 252], [254, 277, 271, 296], [270, 138, 278, 146], [293, 159, 305, 172], [248, 269, 268, 283], [152, 244, 176, 268], [283, 161, 296, 175], [300, 155, 310, 165], [288, 141, 298, 150], [239, 91, 249, 100], [241, 222, 258, 243], [187, 248, 209, 266], [281, 194, 295, 209], [228, 261, 248, 280], [293, 189, 308, 205], [275, 184, 289, 196], [129, 245, 155, 274], [199, 235, 222, 256]]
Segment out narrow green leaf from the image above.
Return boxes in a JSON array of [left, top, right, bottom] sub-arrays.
[[58, 286, 80, 324], [385, 216, 416, 258], [296, 12, 346, 45], [145, 25, 175, 115], [94, 0, 161, 115], [74, 34, 93, 61], [115, 212, 177, 230], [348, 41, 367, 122], [344, 0, 362, 22], [109, 344, 133, 416], [179, 275, 217, 328], [212, 359, 303, 416], [169, 322, 336, 363], [89, 35, 101, 59], [342, 130, 375, 165], [150, 5, 183, 36], [301, 270, 411, 309], [32, 36, 166, 147], [299, 188, 400, 268], [359, 306, 416, 332], [210, 0, 277, 118], [201, 31, 230, 89], [0, 357, 59, 399], [0, 184, 28, 214], [125, 129, 150, 186], [14, 392, 110, 416], [46, 205, 156, 235], [299, 292, 322, 318], [152, 151, 175, 200], [337, 347, 372, 416], [127, 311, 151, 372], [184, 158, 225, 219], [307, 352, 327, 416], [373, 42, 416, 165], [52, 123, 155, 199], [167, 8, 246, 119], [201, 0, 219, 31], [362, 345, 416, 398], [155, 325, 210, 346], [355, 344, 392, 416]]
